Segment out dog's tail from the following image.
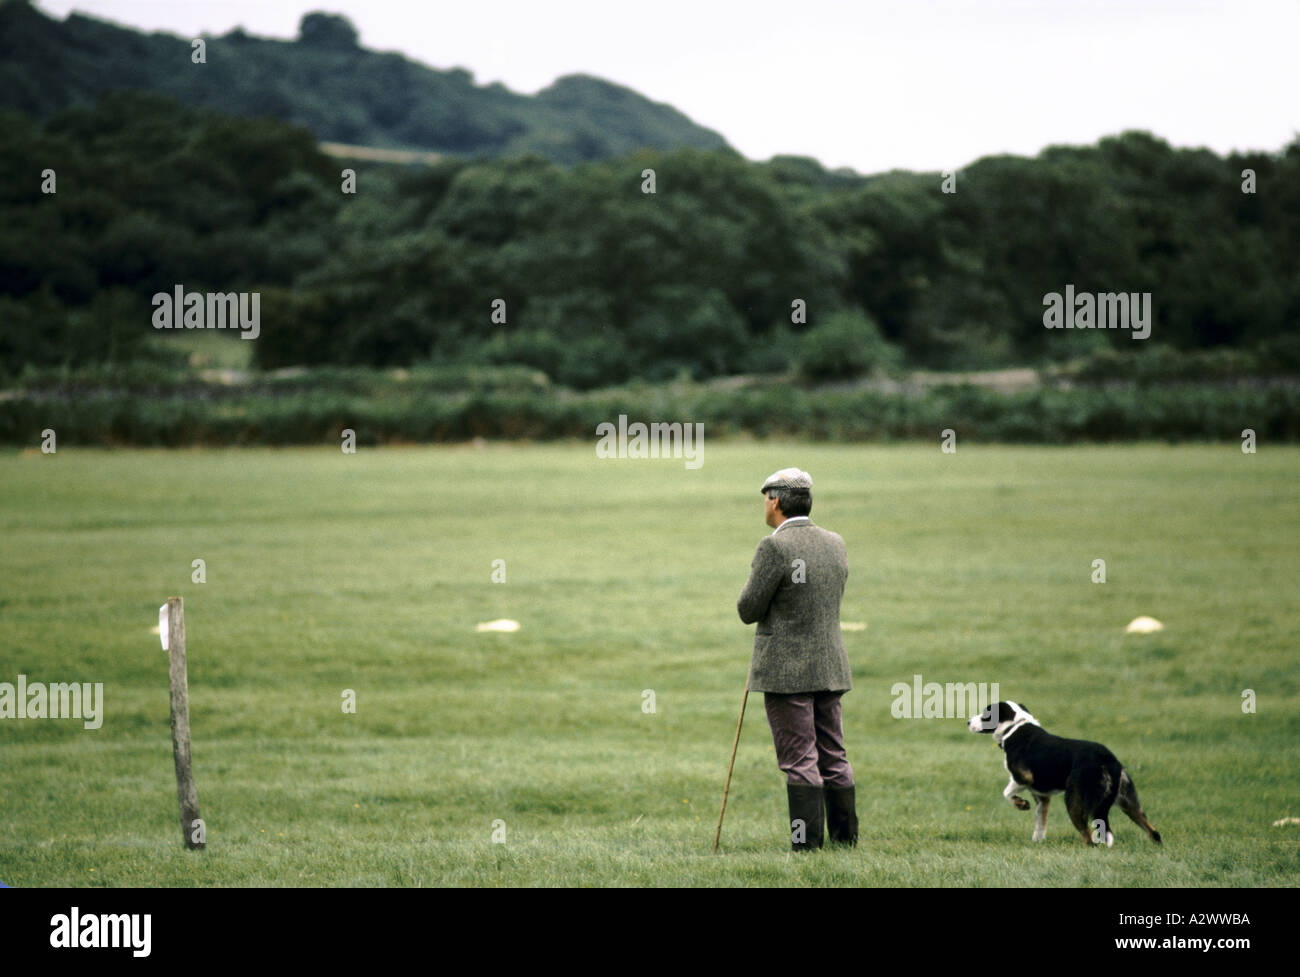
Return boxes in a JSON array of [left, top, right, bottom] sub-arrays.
[[1117, 769, 1162, 844]]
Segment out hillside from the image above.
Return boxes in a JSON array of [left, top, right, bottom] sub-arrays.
[[0, 2, 732, 163]]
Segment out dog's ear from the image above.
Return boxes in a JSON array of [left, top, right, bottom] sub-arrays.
[[1016, 703, 1030, 717]]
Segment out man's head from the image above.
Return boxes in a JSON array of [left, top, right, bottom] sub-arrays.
[[760, 468, 812, 527]]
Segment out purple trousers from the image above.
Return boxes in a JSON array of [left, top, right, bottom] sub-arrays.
[[763, 690, 855, 788]]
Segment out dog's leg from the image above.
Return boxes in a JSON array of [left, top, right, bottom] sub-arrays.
[[1004, 776, 1030, 811], [1031, 793, 1050, 841], [1093, 767, 1119, 847], [1065, 784, 1094, 845], [1116, 769, 1163, 845]]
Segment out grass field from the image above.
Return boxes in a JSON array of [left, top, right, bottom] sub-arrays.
[[1, 442, 1297, 886]]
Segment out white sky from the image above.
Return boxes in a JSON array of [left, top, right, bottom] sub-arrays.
[[34, 0, 1300, 174]]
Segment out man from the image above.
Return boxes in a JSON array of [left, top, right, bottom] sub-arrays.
[[737, 467, 857, 851]]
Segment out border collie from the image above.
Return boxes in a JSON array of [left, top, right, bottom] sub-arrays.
[[969, 701, 1162, 846]]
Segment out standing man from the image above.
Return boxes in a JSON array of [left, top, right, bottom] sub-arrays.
[[737, 468, 857, 851]]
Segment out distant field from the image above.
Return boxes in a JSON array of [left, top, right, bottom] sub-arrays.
[[1, 443, 1297, 886]]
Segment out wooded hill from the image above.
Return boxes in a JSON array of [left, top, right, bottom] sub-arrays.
[[0, 1, 731, 164]]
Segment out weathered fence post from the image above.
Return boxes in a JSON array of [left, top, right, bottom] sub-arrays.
[[161, 597, 204, 849]]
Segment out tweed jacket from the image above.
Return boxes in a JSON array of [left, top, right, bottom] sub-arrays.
[[737, 517, 851, 694]]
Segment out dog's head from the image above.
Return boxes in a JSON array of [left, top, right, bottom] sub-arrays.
[[968, 700, 1037, 738]]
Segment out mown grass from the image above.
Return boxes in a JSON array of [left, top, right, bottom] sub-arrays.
[[1, 442, 1296, 886]]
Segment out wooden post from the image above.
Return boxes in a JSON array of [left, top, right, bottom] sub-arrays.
[[164, 596, 204, 849]]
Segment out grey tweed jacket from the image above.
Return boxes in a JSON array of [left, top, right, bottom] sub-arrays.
[[737, 517, 852, 694]]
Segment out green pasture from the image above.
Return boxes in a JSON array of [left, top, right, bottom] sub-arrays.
[[1, 442, 1296, 886]]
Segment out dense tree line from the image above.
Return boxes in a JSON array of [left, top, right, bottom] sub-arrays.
[[2, 91, 1297, 386]]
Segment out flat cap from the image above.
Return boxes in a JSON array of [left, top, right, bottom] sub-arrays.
[[760, 467, 813, 494]]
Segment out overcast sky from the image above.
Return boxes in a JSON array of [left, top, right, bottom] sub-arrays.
[[35, 0, 1300, 174]]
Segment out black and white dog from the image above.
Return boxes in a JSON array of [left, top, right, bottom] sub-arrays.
[[968, 701, 1162, 846]]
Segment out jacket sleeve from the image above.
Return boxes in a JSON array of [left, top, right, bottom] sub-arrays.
[[737, 537, 783, 624]]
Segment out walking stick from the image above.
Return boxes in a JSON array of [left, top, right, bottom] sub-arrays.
[[713, 683, 749, 852]]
